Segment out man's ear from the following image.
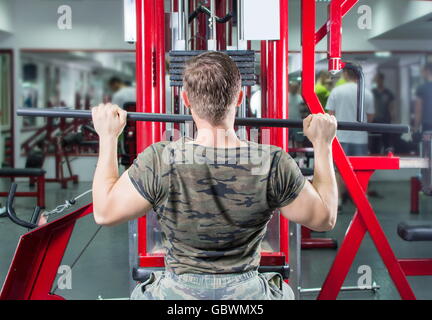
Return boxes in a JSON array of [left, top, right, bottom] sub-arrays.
[[181, 91, 191, 109], [235, 90, 244, 107]]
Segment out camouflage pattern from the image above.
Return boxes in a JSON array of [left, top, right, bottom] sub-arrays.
[[128, 138, 305, 276], [130, 271, 295, 300]]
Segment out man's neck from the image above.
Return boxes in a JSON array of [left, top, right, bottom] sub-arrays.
[[193, 122, 246, 148]]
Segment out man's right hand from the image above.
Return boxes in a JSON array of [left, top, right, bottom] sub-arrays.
[[91, 103, 127, 140], [303, 113, 337, 146]]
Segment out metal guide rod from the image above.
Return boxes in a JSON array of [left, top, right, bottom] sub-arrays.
[[17, 108, 410, 134], [300, 283, 380, 294]]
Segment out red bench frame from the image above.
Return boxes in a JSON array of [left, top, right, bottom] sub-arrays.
[[0, 173, 45, 208]]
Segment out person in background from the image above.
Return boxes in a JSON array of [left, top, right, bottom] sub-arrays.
[[414, 63, 432, 135], [289, 82, 306, 147], [326, 64, 375, 208], [315, 71, 332, 109], [250, 84, 262, 118], [372, 73, 395, 152], [108, 77, 136, 108], [326, 65, 375, 156], [288, 81, 303, 121]]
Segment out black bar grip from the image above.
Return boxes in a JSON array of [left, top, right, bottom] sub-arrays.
[[188, 4, 233, 24], [30, 207, 42, 226], [16, 108, 409, 134], [258, 265, 290, 280], [81, 124, 97, 135], [6, 183, 38, 230]]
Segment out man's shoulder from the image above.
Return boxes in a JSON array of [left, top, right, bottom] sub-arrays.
[[149, 140, 172, 152], [248, 142, 286, 159]]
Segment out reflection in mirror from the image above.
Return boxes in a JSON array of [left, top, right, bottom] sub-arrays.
[[18, 51, 136, 172], [285, 51, 430, 156]]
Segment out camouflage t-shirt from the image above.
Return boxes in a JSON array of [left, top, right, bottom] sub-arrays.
[[128, 138, 305, 275]]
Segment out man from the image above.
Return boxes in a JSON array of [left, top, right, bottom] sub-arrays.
[[108, 77, 136, 109], [288, 81, 306, 146], [414, 63, 432, 134], [315, 70, 332, 109], [326, 64, 375, 156], [372, 73, 395, 152], [91, 52, 338, 300], [288, 81, 304, 121]]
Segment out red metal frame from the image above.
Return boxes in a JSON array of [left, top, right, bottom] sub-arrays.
[[0, 174, 45, 208], [410, 176, 421, 214], [137, 0, 291, 269], [301, 0, 418, 300], [275, 0, 290, 263], [0, 204, 93, 300], [136, 0, 166, 267]]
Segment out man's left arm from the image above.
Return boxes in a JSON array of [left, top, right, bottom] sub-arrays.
[[92, 104, 152, 226]]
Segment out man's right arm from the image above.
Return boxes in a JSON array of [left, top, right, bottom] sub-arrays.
[[279, 114, 338, 232]]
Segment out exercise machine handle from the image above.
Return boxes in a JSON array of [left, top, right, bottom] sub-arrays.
[[6, 183, 39, 230], [188, 4, 233, 24], [81, 124, 97, 135], [343, 62, 365, 123], [16, 108, 410, 134]]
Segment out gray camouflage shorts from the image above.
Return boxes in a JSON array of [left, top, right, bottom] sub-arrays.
[[130, 270, 295, 300]]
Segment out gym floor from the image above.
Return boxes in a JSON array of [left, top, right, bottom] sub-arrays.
[[1, 180, 431, 300]]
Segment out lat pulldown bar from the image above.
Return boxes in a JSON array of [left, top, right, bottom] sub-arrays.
[[17, 108, 409, 134]]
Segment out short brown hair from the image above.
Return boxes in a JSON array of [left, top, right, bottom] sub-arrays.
[[183, 52, 241, 125]]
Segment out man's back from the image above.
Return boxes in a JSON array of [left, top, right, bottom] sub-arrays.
[[128, 139, 305, 275]]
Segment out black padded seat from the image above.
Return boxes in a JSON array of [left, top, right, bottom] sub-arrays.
[[397, 222, 432, 242], [133, 265, 290, 283], [0, 168, 46, 177]]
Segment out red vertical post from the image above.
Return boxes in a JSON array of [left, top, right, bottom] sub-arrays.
[[266, 41, 275, 144], [216, 0, 227, 50], [37, 175, 45, 208], [328, 0, 344, 73], [275, 0, 289, 263], [228, 0, 233, 47], [260, 40, 268, 120], [155, 0, 167, 139], [136, 0, 161, 261], [410, 176, 421, 214]]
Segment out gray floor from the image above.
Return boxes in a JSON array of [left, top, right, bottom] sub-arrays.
[[0, 180, 431, 300]]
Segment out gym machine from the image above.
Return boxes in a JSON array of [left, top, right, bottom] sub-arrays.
[[0, 0, 424, 300]]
